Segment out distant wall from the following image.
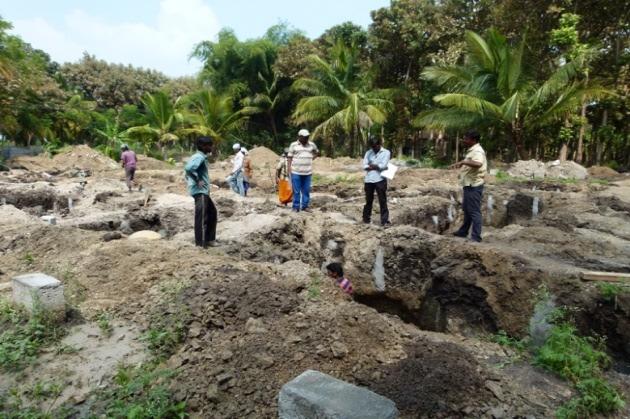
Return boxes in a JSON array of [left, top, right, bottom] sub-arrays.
[[1, 146, 44, 160]]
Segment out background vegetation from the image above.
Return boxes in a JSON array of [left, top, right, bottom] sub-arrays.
[[0, 0, 628, 166]]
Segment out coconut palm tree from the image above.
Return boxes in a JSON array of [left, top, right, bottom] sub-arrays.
[[292, 42, 392, 156], [241, 72, 284, 143], [182, 89, 248, 144], [415, 29, 609, 159], [126, 91, 183, 159]]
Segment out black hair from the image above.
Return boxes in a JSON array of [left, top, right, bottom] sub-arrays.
[[326, 262, 344, 277], [368, 135, 381, 146], [196, 136, 214, 150], [464, 130, 480, 143], [121, 145, 129, 151]]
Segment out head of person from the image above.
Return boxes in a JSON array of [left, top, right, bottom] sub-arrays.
[[326, 262, 344, 280], [298, 129, 310, 145], [463, 130, 480, 148], [368, 135, 381, 153], [232, 143, 241, 153], [282, 147, 290, 158], [196, 136, 214, 154], [121, 144, 129, 152]]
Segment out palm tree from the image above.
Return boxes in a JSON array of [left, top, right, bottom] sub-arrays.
[[182, 89, 247, 144], [242, 72, 284, 143], [292, 43, 392, 156], [126, 91, 183, 159], [415, 29, 609, 159]]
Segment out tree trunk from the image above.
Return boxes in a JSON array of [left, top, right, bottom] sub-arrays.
[[455, 131, 460, 163], [596, 109, 607, 165], [576, 101, 587, 163], [511, 122, 526, 161], [559, 117, 570, 162], [268, 112, 278, 143]]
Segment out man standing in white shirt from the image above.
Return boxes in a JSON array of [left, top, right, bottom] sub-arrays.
[[287, 129, 318, 212], [229, 143, 245, 196], [362, 136, 391, 227], [450, 130, 487, 242]]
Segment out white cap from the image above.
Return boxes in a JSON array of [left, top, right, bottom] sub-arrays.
[[241, 147, 248, 154], [298, 129, 310, 137], [232, 143, 241, 150]]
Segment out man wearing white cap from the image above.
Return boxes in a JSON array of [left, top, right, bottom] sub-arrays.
[[287, 129, 319, 212], [229, 143, 245, 196]]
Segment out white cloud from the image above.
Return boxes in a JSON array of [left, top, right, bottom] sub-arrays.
[[12, 0, 220, 77]]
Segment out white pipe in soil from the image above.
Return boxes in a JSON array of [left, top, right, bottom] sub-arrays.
[[532, 196, 539, 218], [487, 195, 494, 222], [447, 204, 454, 222], [372, 247, 385, 291], [67, 197, 73, 211]]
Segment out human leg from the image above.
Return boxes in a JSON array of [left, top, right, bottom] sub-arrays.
[[362, 182, 376, 223], [375, 179, 389, 225]]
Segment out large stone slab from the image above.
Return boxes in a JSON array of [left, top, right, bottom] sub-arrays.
[[278, 370, 399, 419], [12, 273, 65, 319]]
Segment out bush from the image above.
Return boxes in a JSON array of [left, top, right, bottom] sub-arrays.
[[0, 300, 65, 371], [557, 378, 625, 419]]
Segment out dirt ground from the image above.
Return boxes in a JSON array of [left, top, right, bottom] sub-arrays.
[[1, 146, 629, 418]]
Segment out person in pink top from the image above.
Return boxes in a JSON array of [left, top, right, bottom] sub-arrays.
[[120, 144, 140, 192], [326, 262, 353, 295]]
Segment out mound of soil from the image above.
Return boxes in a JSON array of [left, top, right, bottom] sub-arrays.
[[370, 339, 491, 416], [247, 146, 279, 169], [137, 154, 173, 170], [10, 145, 119, 173], [588, 165, 619, 178]]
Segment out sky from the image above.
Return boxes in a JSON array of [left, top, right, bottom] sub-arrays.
[[1, 0, 390, 77]]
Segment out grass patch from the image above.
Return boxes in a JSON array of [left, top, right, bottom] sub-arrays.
[[0, 299, 65, 371], [307, 273, 322, 300], [596, 282, 628, 302], [534, 321, 625, 417], [98, 363, 187, 419], [589, 178, 610, 186], [142, 326, 185, 360], [492, 330, 529, 353], [97, 311, 114, 338]]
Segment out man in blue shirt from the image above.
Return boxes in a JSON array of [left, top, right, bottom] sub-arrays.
[[184, 136, 218, 248], [362, 136, 391, 227]]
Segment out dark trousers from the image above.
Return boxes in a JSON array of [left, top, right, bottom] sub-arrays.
[[194, 194, 217, 247], [456, 185, 484, 242], [363, 180, 389, 225]]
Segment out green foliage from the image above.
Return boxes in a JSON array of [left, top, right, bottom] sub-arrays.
[[596, 283, 628, 302], [23, 252, 34, 264], [0, 379, 71, 418], [556, 378, 625, 419], [100, 363, 187, 419], [307, 273, 322, 300], [492, 330, 528, 353], [535, 323, 609, 382], [97, 311, 113, 337], [142, 327, 185, 359], [534, 321, 624, 417], [0, 299, 65, 371]]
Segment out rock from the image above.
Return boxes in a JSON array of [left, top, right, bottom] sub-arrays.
[[119, 220, 133, 235], [507, 160, 546, 179], [245, 317, 268, 334], [545, 160, 588, 180], [286, 334, 303, 344], [220, 350, 234, 362], [331, 341, 349, 359], [12, 273, 65, 320], [216, 372, 234, 385], [128, 230, 162, 241], [485, 380, 505, 401], [254, 353, 275, 369], [206, 384, 220, 403], [278, 370, 399, 419], [102, 231, 122, 242]]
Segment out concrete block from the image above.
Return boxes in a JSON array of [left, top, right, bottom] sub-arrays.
[[40, 215, 57, 225], [12, 273, 65, 319], [278, 370, 399, 419]]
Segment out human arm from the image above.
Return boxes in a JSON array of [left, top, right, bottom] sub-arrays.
[[449, 154, 483, 170], [184, 154, 206, 187]]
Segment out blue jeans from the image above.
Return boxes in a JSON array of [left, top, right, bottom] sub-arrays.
[[229, 170, 245, 196], [456, 185, 484, 242], [291, 174, 312, 210]]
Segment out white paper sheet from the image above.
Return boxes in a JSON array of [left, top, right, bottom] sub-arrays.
[[381, 163, 398, 180]]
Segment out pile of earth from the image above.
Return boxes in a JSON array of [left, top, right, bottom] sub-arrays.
[[10, 145, 119, 173], [588, 165, 619, 178], [507, 159, 588, 180], [136, 154, 174, 170]]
